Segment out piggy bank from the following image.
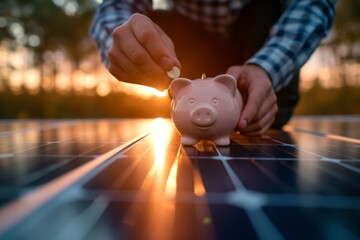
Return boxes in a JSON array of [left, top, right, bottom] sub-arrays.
[[169, 74, 242, 146]]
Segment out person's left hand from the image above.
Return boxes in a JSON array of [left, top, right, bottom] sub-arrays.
[[227, 64, 278, 136]]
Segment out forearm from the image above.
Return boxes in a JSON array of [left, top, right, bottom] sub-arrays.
[[90, 0, 151, 67], [246, 0, 336, 91]]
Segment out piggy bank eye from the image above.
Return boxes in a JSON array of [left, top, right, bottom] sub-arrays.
[[189, 98, 195, 104], [212, 98, 219, 105]]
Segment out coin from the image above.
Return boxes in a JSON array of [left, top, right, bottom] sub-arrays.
[[167, 66, 180, 79]]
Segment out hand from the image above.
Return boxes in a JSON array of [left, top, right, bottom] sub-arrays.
[[227, 65, 278, 136], [108, 13, 181, 90]]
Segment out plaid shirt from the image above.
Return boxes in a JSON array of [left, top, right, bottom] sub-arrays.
[[90, 0, 336, 91]]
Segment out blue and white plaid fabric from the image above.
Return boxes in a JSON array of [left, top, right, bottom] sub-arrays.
[[90, 0, 336, 91]]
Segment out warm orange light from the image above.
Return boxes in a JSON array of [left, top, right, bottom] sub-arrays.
[[151, 88, 168, 97], [283, 125, 293, 132], [194, 168, 206, 196], [123, 118, 177, 240], [201, 73, 206, 80], [149, 118, 178, 197], [152, 118, 172, 169], [150, 118, 178, 198], [164, 158, 178, 197], [327, 134, 360, 144], [116, 81, 169, 99]]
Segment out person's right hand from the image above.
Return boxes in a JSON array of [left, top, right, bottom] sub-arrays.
[[108, 13, 181, 91]]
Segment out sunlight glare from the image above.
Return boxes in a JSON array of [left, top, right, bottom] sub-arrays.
[[194, 167, 206, 196], [84, 74, 97, 89], [55, 74, 71, 93], [151, 118, 179, 200], [133, 118, 175, 195], [164, 158, 178, 197], [72, 70, 84, 92], [151, 118, 172, 169], [129, 119, 178, 240], [116, 80, 169, 99], [96, 82, 111, 97], [24, 69, 40, 94], [9, 71, 22, 94], [152, 88, 168, 97]]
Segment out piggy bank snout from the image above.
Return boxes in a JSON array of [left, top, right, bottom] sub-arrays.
[[190, 106, 217, 127]]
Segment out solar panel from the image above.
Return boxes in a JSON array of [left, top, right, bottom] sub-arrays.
[[0, 117, 359, 240]]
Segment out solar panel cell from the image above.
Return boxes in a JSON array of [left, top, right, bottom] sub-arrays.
[[0, 117, 359, 240]]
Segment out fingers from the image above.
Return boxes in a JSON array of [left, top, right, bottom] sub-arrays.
[[228, 65, 266, 124], [109, 47, 143, 79], [245, 86, 277, 127], [154, 23, 178, 57], [108, 60, 170, 91], [242, 118, 274, 137], [130, 13, 180, 71], [240, 85, 267, 124], [239, 83, 277, 136], [237, 90, 276, 136], [109, 13, 180, 90], [108, 44, 170, 90], [227, 65, 278, 136], [240, 103, 278, 136], [112, 21, 165, 74]]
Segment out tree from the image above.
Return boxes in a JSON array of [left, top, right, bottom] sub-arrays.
[[0, 0, 98, 92], [330, 0, 360, 62]]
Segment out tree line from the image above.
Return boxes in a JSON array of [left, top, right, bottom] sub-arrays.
[[0, 0, 359, 118]]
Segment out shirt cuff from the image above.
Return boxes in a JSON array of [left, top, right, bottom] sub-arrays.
[[245, 45, 296, 92]]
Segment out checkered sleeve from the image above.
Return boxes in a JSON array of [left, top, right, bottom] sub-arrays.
[[246, 0, 336, 92], [90, 0, 152, 67]]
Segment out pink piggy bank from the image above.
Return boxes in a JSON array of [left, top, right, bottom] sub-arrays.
[[170, 74, 242, 146]]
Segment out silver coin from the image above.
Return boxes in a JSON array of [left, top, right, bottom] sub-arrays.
[[167, 66, 180, 79]]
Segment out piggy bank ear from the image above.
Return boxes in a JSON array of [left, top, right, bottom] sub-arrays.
[[213, 74, 237, 97], [169, 78, 192, 98]]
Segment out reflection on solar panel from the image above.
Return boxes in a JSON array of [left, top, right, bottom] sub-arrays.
[[0, 117, 359, 240]]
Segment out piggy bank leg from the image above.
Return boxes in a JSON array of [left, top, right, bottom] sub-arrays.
[[181, 135, 198, 146], [214, 135, 230, 146]]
